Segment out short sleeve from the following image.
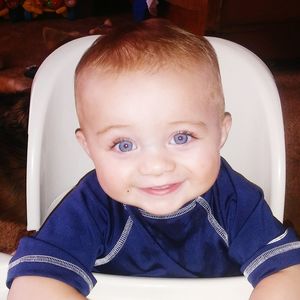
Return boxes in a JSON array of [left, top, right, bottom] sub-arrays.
[[7, 237, 96, 295], [6, 171, 108, 296], [221, 161, 300, 286]]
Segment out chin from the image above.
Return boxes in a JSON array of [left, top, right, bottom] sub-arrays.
[[139, 201, 190, 217]]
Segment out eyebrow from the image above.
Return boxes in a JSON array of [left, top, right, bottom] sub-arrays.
[[169, 120, 207, 128], [96, 120, 207, 136], [96, 124, 131, 136]]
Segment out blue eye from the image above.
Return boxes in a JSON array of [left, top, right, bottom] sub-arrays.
[[171, 132, 192, 145], [114, 140, 136, 152]]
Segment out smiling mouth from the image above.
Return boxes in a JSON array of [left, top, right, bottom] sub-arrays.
[[140, 182, 182, 196]]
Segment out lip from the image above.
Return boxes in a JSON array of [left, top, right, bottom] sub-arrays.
[[139, 182, 182, 196]]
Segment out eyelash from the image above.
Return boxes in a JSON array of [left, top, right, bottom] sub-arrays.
[[110, 130, 197, 152], [174, 130, 196, 138], [170, 130, 197, 144], [111, 138, 136, 152]]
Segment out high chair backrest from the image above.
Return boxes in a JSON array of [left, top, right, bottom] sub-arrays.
[[26, 35, 285, 231]]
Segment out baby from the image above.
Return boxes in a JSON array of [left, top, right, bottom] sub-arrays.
[[7, 19, 300, 300]]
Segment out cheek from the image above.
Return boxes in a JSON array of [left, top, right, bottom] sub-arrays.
[[183, 144, 221, 178], [93, 155, 133, 196], [95, 168, 123, 199], [185, 140, 220, 162]]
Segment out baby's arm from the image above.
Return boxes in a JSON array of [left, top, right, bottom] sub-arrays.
[[8, 276, 86, 300], [250, 265, 300, 300]]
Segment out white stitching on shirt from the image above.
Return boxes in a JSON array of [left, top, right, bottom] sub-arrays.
[[267, 229, 288, 245], [94, 216, 133, 266], [196, 197, 229, 247], [243, 241, 300, 278], [140, 200, 197, 219], [9, 255, 94, 292]]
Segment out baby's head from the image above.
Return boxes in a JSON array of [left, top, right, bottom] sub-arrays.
[[75, 18, 225, 117], [75, 19, 231, 216]]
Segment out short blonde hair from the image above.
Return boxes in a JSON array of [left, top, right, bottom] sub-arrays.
[[75, 18, 224, 111]]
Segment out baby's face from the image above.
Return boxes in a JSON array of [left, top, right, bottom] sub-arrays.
[[76, 66, 231, 216]]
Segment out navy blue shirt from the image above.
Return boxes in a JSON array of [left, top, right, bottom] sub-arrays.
[[7, 159, 300, 296]]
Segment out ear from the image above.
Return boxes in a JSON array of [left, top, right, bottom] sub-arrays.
[[75, 128, 91, 157], [219, 112, 232, 149]]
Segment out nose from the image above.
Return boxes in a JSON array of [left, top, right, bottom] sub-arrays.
[[138, 149, 176, 176]]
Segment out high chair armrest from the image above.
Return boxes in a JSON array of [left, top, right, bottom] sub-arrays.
[[0, 253, 11, 299]]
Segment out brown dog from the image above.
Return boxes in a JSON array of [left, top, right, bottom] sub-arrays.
[[0, 91, 29, 225]]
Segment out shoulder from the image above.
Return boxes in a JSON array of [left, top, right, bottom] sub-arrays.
[[55, 170, 108, 211], [203, 158, 266, 230], [212, 158, 265, 212], [46, 170, 127, 231], [217, 158, 263, 198]]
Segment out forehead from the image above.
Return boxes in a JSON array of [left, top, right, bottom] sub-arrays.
[[76, 61, 217, 93], [75, 64, 222, 121]]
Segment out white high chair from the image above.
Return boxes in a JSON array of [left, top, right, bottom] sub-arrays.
[[0, 35, 285, 299]]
